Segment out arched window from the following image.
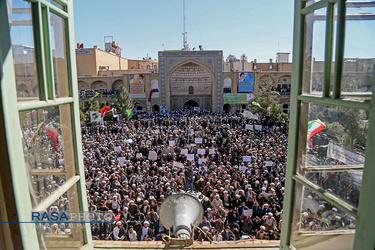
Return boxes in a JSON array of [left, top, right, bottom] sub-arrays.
[[189, 86, 194, 94], [146, 65, 150, 69], [154, 65, 158, 70]]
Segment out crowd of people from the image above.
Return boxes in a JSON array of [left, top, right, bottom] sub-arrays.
[[82, 109, 289, 241], [22, 107, 356, 242]]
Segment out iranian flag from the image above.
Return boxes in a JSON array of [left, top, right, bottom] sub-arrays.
[[307, 120, 325, 148]]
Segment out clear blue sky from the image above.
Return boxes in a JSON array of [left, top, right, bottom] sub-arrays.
[[73, 0, 295, 62]]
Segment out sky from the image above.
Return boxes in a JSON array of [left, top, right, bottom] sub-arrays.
[[73, 0, 295, 62]]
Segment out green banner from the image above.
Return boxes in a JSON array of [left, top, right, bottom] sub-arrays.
[[224, 93, 248, 104]]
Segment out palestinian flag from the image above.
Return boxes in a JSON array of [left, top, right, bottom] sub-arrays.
[[90, 92, 100, 101], [99, 106, 111, 118], [252, 101, 263, 109], [125, 109, 133, 119], [307, 120, 325, 148], [45, 124, 59, 152]]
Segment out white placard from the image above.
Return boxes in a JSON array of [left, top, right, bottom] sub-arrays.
[[146, 140, 152, 145], [197, 149, 205, 155], [117, 157, 126, 166], [243, 156, 251, 162], [154, 129, 160, 134], [58, 159, 64, 165], [181, 149, 188, 155], [114, 146, 122, 152], [173, 161, 184, 168], [189, 129, 194, 136], [254, 125, 263, 131], [187, 154, 194, 161], [265, 161, 273, 166], [169, 141, 175, 147], [198, 158, 207, 164], [243, 209, 253, 218], [195, 138, 203, 144], [261, 191, 272, 197], [148, 151, 157, 160], [239, 166, 248, 172], [195, 131, 201, 136], [209, 148, 215, 154], [246, 124, 254, 131], [173, 129, 179, 134], [125, 139, 134, 144], [136, 153, 142, 158]]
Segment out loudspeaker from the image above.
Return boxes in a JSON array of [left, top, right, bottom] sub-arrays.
[[159, 193, 203, 239]]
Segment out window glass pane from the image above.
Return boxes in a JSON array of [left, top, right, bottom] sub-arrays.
[[49, 0, 66, 11], [297, 103, 367, 208], [19, 105, 76, 204], [50, 12, 69, 98], [33, 184, 84, 248], [31, 175, 66, 204], [340, 5, 375, 98], [290, 183, 355, 250], [10, 0, 39, 101], [302, 8, 327, 96]]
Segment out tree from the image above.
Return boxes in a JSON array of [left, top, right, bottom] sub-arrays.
[[270, 103, 281, 122], [248, 75, 279, 116], [113, 84, 133, 118]]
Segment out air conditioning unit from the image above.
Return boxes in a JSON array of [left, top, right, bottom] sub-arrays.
[[99, 66, 109, 70]]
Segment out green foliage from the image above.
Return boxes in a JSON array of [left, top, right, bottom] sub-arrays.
[[113, 85, 134, 118], [248, 76, 279, 117], [270, 103, 281, 122], [310, 104, 368, 149], [280, 112, 289, 123]]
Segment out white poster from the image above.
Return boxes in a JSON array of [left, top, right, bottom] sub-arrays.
[[245, 124, 254, 131], [181, 149, 188, 155], [169, 141, 175, 147], [195, 131, 201, 136], [148, 151, 157, 160], [327, 143, 365, 165], [239, 166, 248, 172], [154, 129, 160, 134], [195, 138, 203, 144], [243, 156, 251, 162], [197, 149, 206, 155], [58, 159, 64, 165], [243, 209, 253, 218], [117, 157, 126, 166], [198, 158, 207, 164], [254, 125, 263, 131], [187, 154, 194, 161], [265, 161, 273, 166], [90, 111, 103, 123], [209, 148, 215, 155], [114, 146, 122, 152], [136, 153, 142, 158], [125, 139, 133, 144], [146, 140, 152, 145], [173, 161, 184, 168], [173, 129, 179, 134]]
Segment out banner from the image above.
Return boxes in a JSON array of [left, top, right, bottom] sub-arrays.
[[117, 157, 125, 166], [195, 138, 203, 144], [114, 146, 122, 152], [90, 111, 103, 123], [327, 143, 365, 165], [181, 149, 188, 155], [209, 148, 215, 155], [223, 93, 248, 104], [238, 72, 254, 92], [198, 158, 207, 164], [129, 74, 145, 97], [169, 141, 175, 147]]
